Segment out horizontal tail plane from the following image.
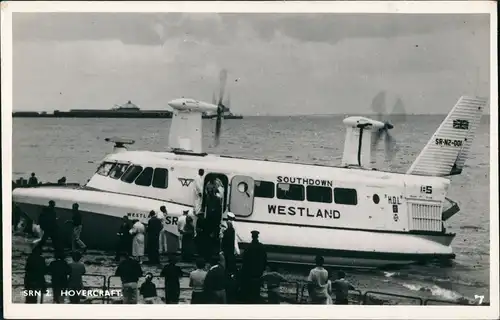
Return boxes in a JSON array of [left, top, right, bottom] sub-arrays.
[[406, 96, 488, 177]]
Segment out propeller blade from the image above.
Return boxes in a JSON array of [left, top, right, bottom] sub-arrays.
[[218, 69, 228, 106], [370, 93, 407, 163], [212, 92, 217, 105], [214, 68, 228, 146], [384, 131, 397, 160], [225, 92, 231, 111], [371, 91, 386, 121], [214, 107, 223, 146], [391, 97, 407, 124], [371, 129, 384, 150]]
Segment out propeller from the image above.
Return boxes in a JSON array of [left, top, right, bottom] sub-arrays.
[[370, 91, 407, 161], [214, 69, 228, 146], [224, 92, 231, 112]]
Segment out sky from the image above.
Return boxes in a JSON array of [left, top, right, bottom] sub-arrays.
[[12, 12, 491, 115]]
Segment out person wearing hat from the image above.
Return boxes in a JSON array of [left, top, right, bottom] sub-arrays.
[[177, 210, 190, 251], [221, 212, 240, 275], [147, 210, 163, 265], [241, 230, 268, 304], [181, 215, 196, 262]]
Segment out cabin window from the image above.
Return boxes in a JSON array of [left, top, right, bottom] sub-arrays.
[[121, 165, 143, 183], [277, 183, 305, 201], [152, 168, 169, 189], [135, 167, 154, 186], [254, 180, 275, 198], [306, 185, 332, 203], [109, 163, 130, 180], [96, 162, 116, 176], [334, 188, 358, 205]]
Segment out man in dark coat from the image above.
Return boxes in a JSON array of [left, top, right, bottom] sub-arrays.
[[160, 254, 183, 304], [35, 200, 62, 256], [71, 203, 87, 254], [24, 246, 47, 303], [12, 203, 22, 231], [194, 213, 208, 260], [204, 180, 223, 256], [115, 251, 143, 304], [241, 230, 268, 304], [221, 212, 239, 275], [147, 210, 163, 265], [203, 254, 227, 304], [48, 252, 71, 303], [115, 216, 132, 261], [331, 270, 355, 305]]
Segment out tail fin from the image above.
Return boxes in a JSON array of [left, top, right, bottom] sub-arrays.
[[406, 96, 488, 177]]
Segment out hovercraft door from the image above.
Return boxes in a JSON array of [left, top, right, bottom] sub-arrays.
[[229, 175, 255, 217], [203, 173, 229, 214]]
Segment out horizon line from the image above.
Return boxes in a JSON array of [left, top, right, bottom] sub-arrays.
[[11, 111, 491, 117]]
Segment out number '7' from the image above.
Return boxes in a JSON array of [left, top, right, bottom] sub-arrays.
[[474, 295, 485, 304]]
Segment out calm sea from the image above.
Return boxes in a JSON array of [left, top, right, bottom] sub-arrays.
[[11, 116, 491, 303]]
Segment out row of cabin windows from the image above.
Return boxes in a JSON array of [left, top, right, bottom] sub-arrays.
[[96, 162, 356, 204], [96, 162, 169, 189], [254, 180, 358, 205]]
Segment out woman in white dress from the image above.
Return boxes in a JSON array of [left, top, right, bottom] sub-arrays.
[[129, 219, 146, 263]]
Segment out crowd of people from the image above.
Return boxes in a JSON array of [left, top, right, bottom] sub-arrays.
[[26, 199, 87, 257], [114, 228, 269, 304], [20, 169, 355, 304], [113, 170, 236, 267], [24, 249, 86, 304]]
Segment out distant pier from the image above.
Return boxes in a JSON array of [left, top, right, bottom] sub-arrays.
[[13, 100, 243, 119]]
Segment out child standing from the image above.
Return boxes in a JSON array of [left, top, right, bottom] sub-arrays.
[[140, 273, 158, 304]]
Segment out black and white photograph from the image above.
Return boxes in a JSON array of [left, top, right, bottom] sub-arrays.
[[1, 1, 498, 319]]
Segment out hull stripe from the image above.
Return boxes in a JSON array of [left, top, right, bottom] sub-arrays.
[[233, 218, 455, 237], [238, 242, 456, 261]]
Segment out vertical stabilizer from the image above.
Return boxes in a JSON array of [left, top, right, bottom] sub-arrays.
[[341, 116, 386, 168], [168, 111, 203, 153], [406, 96, 488, 177]]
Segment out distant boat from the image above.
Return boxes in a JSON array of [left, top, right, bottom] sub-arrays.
[[201, 105, 244, 119], [202, 112, 244, 119]]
